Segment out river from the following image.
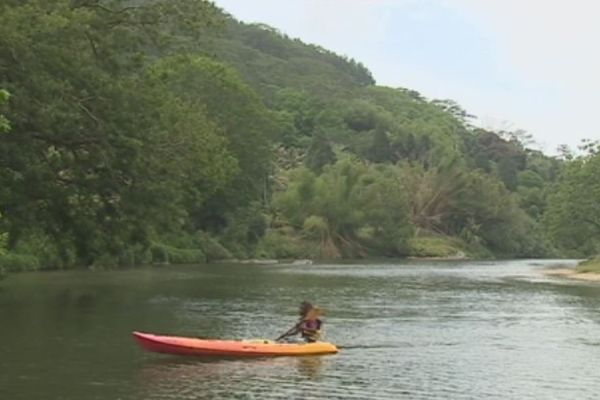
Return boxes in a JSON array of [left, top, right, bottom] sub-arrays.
[[0, 259, 599, 399]]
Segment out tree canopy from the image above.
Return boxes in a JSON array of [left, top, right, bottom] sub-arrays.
[[544, 146, 600, 256], [0, 0, 592, 269]]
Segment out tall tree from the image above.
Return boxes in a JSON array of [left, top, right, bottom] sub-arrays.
[[305, 133, 336, 173], [545, 149, 600, 255], [274, 159, 412, 258], [0, 0, 234, 264], [366, 126, 392, 163], [146, 55, 278, 230]]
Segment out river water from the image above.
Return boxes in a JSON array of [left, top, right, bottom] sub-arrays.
[[0, 260, 599, 399]]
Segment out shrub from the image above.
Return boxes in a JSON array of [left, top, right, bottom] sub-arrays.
[[220, 202, 267, 258], [150, 243, 206, 264], [0, 253, 41, 272], [13, 232, 76, 269], [195, 231, 233, 261], [116, 244, 152, 267], [255, 229, 318, 259], [408, 236, 467, 258]]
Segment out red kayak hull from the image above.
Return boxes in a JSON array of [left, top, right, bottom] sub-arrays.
[[132, 331, 338, 357]]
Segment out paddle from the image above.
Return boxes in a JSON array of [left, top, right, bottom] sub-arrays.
[[275, 322, 301, 342]]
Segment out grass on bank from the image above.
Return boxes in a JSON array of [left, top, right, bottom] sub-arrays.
[[408, 236, 466, 258], [407, 234, 491, 259], [576, 256, 600, 273], [0, 230, 235, 272]]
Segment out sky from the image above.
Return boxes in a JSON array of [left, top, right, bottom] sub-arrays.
[[214, 0, 600, 154]]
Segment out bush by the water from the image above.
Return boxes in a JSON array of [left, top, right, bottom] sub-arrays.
[[0, 253, 41, 272], [150, 243, 207, 265], [194, 232, 233, 261], [255, 228, 319, 259], [408, 236, 470, 258]]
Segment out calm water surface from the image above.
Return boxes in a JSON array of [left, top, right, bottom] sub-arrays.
[[1, 260, 599, 399]]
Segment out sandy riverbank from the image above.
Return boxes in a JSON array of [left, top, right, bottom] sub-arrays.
[[543, 268, 600, 282]]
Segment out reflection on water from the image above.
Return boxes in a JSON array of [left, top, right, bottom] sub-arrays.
[[137, 356, 325, 399], [0, 259, 599, 399], [296, 357, 323, 379]]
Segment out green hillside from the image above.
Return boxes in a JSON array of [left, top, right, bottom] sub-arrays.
[[0, 0, 597, 271]]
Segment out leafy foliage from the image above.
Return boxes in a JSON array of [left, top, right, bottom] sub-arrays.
[[0, 0, 587, 268], [0, 89, 10, 134], [0, 0, 236, 266], [545, 148, 600, 256], [274, 159, 413, 258]]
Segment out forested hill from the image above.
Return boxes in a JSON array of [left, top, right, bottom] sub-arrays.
[[0, 0, 598, 272], [210, 19, 375, 97]]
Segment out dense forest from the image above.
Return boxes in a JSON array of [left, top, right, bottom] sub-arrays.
[[0, 0, 598, 273]]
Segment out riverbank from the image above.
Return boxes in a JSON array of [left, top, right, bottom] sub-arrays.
[[544, 268, 600, 282], [543, 257, 600, 281], [575, 257, 600, 273], [0, 233, 485, 273]]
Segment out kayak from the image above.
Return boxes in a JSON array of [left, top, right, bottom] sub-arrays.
[[132, 331, 338, 357]]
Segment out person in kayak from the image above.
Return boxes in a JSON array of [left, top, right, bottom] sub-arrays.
[[276, 301, 323, 343]]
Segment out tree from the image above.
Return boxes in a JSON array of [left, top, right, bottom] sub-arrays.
[[366, 126, 392, 163], [305, 133, 336, 173], [545, 150, 600, 255], [274, 159, 412, 258], [146, 55, 279, 234], [466, 129, 527, 190], [401, 159, 470, 234], [0, 0, 234, 265], [271, 88, 320, 146], [0, 89, 9, 134]]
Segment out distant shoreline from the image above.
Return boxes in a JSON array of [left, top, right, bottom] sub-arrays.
[[543, 268, 600, 282]]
